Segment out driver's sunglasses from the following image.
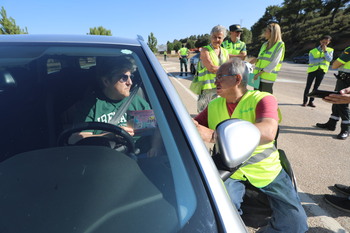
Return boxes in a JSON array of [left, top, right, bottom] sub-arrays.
[[118, 74, 134, 82]]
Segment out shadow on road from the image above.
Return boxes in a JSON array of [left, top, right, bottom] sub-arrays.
[[279, 125, 339, 138]]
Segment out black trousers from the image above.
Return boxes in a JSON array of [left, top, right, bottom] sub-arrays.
[[303, 69, 325, 104], [330, 75, 350, 124], [179, 57, 188, 73]]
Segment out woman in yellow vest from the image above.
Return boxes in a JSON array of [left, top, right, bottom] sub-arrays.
[[194, 58, 308, 233], [196, 25, 229, 112], [250, 21, 285, 94], [302, 35, 333, 107]]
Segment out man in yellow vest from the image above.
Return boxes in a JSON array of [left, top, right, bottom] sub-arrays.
[[178, 44, 189, 76], [302, 35, 333, 107], [194, 58, 308, 233], [317, 46, 350, 140], [221, 24, 247, 60]]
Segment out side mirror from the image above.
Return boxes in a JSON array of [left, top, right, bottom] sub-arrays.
[[213, 119, 261, 180]]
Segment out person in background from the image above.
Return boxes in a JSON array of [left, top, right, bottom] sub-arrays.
[[194, 58, 308, 233], [316, 46, 350, 140], [178, 44, 189, 76], [323, 86, 350, 212], [196, 25, 229, 112], [250, 19, 285, 94], [221, 24, 247, 60], [302, 35, 333, 107], [163, 50, 167, 61]]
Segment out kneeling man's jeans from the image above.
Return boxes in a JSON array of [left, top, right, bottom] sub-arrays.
[[224, 169, 308, 233]]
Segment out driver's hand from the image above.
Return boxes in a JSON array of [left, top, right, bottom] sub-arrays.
[[120, 126, 135, 136]]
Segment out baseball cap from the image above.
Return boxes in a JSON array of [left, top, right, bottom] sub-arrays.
[[229, 24, 243, 32]]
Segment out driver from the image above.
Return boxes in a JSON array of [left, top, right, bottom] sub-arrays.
[[70, 56, 150, 144]]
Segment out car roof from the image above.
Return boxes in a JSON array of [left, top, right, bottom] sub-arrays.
[[0, 34, 142, 46]]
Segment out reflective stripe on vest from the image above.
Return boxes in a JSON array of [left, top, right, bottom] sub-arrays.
[[207, 90, 282, 188], [197, 45, 229, 90], [222, 39, 246, 55], [241, 146, 277, 167], [307, 47, 333, 73], [253, 41, 285, 82]]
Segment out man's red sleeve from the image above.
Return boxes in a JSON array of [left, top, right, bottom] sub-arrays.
[[256, 95, 279, 121], [194, 107, 209, 127]]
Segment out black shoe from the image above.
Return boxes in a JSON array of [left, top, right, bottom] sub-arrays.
[[324, 195, 350, 213], [336, 130, 349, 140], [301, 103, 307, 107], [334, 184, 350, 196], [307, 102, 316, 107], [316, 122, 336, 131], [179, 73, 183, 76]]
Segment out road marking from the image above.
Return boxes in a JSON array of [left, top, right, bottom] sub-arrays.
[[169, 74, 198, 99]]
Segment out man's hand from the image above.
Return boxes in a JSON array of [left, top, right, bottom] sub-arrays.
[[254, 71, 263, 80], [324, 87, 350, 104], [193, 119, 215, 143]]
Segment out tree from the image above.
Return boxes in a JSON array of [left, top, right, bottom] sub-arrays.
[[173, 40, 182, 52], [87, 26, 112, 35], [186, 39, 196, 49], [321, 0, 350, 23], [167, 41, 174, 52], [0, 6, 28, 34], [194, 34, 211, 48], [147, 32, 158, 53], [240, 28, 252, 44]]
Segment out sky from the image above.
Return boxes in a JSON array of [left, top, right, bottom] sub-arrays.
[[1, 0, 284, 45]]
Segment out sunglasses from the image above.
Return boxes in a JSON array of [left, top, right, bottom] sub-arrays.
[[118, 74, 134, 82], [215, 74, 237, 82]]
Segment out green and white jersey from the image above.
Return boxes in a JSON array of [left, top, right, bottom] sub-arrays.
[[75, 92, 150, 134]]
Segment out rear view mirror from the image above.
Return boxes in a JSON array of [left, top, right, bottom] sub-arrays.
[[213, 119, 261, 180], [0, 71, 16, 94]]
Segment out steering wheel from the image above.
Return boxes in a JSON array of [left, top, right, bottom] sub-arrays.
[[57, 122, 136, 155]]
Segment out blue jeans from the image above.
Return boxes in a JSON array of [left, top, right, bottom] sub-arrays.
[[224, 169, 308, 233]]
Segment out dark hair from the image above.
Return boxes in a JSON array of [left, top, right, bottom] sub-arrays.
[[321, 35, 332, 41], [96, 56, 136, 88], [97, 56, 135, 78]]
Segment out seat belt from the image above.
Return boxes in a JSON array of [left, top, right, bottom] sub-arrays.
[[108, 83, 140, 125]]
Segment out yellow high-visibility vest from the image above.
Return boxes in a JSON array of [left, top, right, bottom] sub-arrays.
[[253, 41, 285, 82], [197, 45, 229, 91], [307, 47, 334, 73], [208, 90, 282, 188]]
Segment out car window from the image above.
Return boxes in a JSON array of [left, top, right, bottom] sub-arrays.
[[0, 43, 219, 232]]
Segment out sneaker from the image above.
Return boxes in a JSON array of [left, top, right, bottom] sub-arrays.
[[307, 102, 316, 107], [334, 184, 350, 195], [301, 103, 307, 107], [316, 122, 336, 131], [324, 195, 350, 213]]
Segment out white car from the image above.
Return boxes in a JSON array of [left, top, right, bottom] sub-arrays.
[[0, 35, 261, 233]]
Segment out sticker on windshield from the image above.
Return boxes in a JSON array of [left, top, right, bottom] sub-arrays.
[[121, 49, 132, 54]]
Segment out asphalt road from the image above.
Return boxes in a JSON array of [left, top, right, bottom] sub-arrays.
[[158, 55, 350, 233]]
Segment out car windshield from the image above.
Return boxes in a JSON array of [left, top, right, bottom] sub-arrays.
[[0, 43, 218, 232]]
